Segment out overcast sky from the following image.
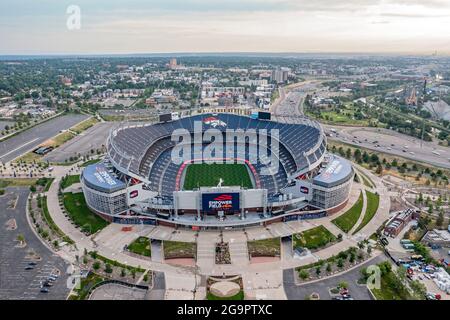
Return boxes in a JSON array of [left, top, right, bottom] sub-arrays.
[[1, 0, 449, 55]]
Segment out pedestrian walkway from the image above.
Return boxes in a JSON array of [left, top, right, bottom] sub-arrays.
[[349, 189, 368, 235], [151, 240, 163, 263], [196, 233, 217, 272], [228, 239, 249, 266]]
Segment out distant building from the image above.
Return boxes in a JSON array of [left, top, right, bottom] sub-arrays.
[[169, 58, 177, 69], [422, 229, 450, 247], [271, 68, 289, 84], [384, 208, 419, 237], [59, 76, 72, 86]]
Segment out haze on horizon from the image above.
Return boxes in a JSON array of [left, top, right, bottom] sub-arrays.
[[1, 0, 450, 56]]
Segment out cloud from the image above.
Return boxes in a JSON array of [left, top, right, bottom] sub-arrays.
[[1, 0, 450, 54]]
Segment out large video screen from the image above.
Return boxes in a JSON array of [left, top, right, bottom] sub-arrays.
[[159, 113, 172, 122], [258, 111, 271, 120], [201, 193, 240, 212]]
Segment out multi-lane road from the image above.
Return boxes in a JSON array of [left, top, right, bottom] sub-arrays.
[[0, 114, 88, 163], [325, 125, 450, 170], [271, 81, 322, 117], [272, 80, 450, 170]]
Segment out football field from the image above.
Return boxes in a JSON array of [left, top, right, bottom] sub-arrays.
[[183, 163, 254, 190]]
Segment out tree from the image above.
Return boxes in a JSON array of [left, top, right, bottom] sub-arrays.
[[376, 163, 383, 175], [299, 270, 309, 280], [17, 234, 25, 243], [337, 259, 344, 268], [346, 148, 351, 159], [104, 263, 112, 274], [362, 151, 370, 163], [93, 261, 100, 270], [326, 264, 332, 273], [338, 281, 348, 289], [354, 149, 362, 163], [436, 210, 444, 227], [410, 280, 427, 299], [315, 266, 321, 276]]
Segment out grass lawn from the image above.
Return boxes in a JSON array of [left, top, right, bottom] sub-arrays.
[[39, 195, 74, 243], [359, 172, 375, 188], [293, 226, 337, 250], [42, 178, 54, 192], [371, 272, 414, 300], [70, 117, 98, 134], [61, 175, 80, 189], [247, 238, 280, 257], [15, 152, 43, 164], [207, 290, 244, 300], [63, 192, 109, 234], [81, 159, 101, 167], [183, 163, 253, 190], [50, 131, 76, 147], [128, 237, 151, 257], [0, 178, 38, 188], [353, 191, 380, 234], [71, 272, 106, 300], [307, 107, 370, 126], [332, 191, 363, 233], [163, 241, 196, 259]]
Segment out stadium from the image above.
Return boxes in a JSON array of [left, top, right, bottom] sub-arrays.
[[80, 112, 354, 230]]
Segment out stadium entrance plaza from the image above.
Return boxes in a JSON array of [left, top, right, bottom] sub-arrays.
[[38, 161, 389, 299]]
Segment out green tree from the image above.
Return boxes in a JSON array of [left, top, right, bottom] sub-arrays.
[[299, 270, 309, 280], [104, 263, 113, 274]]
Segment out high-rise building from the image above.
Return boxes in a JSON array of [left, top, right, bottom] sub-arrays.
[[169, 58, 177, 69], [271, 68, 289, 84]]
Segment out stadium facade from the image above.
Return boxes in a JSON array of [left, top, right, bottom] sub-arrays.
[[80, 112, 354, 229]]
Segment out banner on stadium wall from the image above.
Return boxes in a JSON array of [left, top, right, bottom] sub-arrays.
[[201, 193, 240, 212]]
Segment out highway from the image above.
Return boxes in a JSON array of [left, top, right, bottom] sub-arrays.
[[324, 125, 450, 170], [0, 114, 89, 163], [272, 80, 450, 170], [271, 80, 322, 117]]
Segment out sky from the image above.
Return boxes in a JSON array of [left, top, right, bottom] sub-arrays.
[[0, 0, 450, 55]]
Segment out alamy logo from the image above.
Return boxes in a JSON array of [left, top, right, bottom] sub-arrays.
[[170, 121, 280, 176], [66, 5, 81, 30]]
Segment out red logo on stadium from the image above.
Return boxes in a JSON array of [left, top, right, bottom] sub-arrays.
[[203, 117, 227, 128], [214, 194, 232, 201], [130, 190, 139, 198], [300, 186, 309, 194]]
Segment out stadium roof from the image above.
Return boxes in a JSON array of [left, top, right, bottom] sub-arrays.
[[313, 156, 353, 188], [82, 163, 126, 193]]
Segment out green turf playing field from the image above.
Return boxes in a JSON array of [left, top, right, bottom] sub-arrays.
[[183, 163, 254, 190]]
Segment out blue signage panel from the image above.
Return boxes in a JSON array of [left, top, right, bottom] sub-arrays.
[[201, 193, 240, 212]]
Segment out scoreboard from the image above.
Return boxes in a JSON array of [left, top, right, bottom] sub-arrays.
[[201, 192, 240, 213]]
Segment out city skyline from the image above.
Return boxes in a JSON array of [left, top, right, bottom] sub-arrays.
[[1, 0, 450, 55]]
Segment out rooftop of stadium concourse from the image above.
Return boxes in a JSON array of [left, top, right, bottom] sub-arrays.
[[131, 205, 313, 227]]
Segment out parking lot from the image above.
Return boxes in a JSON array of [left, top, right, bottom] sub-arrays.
[[283, 255, 387, 300], [0, 187, 70, 300], [0, 114, 88, 163], [43, 122, 117, 163]]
